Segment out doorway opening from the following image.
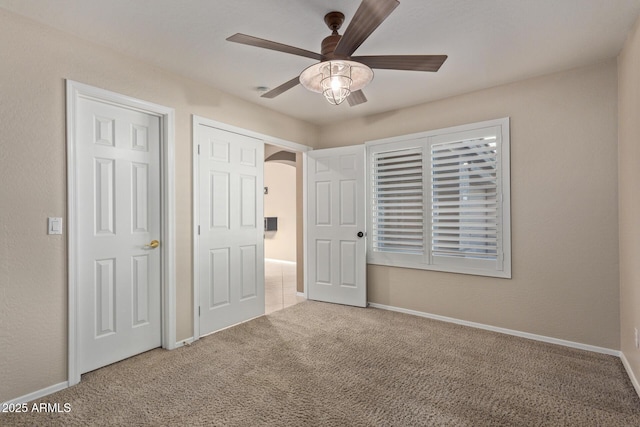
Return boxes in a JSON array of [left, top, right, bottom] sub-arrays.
[[264, 144, 305, 314]]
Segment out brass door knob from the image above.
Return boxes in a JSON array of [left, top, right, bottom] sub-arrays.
[[145, 240, 160, 249]]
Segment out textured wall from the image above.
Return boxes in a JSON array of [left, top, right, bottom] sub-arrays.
[[619, 15, 640, 385], [318, 60, 620, 350], [264, 162, 297, 262], [0, 9, 317, 403]]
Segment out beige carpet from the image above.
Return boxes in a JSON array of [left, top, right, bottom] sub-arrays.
[[2, 301, 639, 426]]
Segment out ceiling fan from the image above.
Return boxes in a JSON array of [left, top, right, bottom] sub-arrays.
[[226, 0, 447, 106]]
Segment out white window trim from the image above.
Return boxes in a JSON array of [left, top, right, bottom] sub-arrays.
[[365, 118, 511, 279]]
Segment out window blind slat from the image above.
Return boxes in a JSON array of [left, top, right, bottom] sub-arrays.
[[374, 215, 424, 221], [432, 153, 497, 165], [432, 170, 496, 180], [433, 160, 497, 171], [432, 176, 497, 186], [375, 149, 422, 158], [432, 222, 497, 233], [433, 228, 496, 235], [433, 242, 498, 250], [376, 190, 424, 196], [432, 207, 497, 214], [375, 205, 424, 209], [433, 236, 497, 243], [376, 196, 424, 201], [432, 185, 497, 193], [376, 169, 424, 177], [374, 181, 423, 188], [382, 207, 423, 217], [373, 239, 424, 246], [433, 199, 497, 207], [432, 140, 496, 154], [375, 161, 423, 171]]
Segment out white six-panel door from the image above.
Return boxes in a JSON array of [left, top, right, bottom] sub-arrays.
[[197, 125, 265, 335], [307, 146, 367, 307], [76, 96, 162, 374]]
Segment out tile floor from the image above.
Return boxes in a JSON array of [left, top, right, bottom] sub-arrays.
[[265, 259, 305, 314]]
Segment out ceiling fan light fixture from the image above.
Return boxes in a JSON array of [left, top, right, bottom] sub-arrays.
[[321, 61, 352, 105], [299, 60, 373, 106]]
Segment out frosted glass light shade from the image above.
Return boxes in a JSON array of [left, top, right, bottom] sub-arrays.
[[300, 60, 374, 105], [321, 61, 351, 105]]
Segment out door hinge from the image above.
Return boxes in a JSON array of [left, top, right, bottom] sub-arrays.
[[198, 225, 200, 235], [197, 144, 200, 155], [199, 306, 201, 317]]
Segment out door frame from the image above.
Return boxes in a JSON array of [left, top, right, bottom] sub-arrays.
[[66, 80, 176, 386], [191, 115, 309, 340]]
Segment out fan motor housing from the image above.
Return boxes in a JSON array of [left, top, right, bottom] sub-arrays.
[[321, 34, 343, 58], [322, 11, 346, 59]]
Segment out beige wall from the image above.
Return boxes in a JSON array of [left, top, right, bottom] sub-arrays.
[[0, 9, 317, 403], [318, 60, 620, 349], [264, 162, 297, 262], [619, 15, 640, 386]]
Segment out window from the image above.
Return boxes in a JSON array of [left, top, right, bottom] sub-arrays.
[[367, 118, 511, 278]]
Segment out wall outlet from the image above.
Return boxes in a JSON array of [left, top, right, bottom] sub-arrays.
[[635, 328, 639, 349]]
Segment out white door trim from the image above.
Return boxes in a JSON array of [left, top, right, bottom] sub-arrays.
[[66, 80, 176, 386], [191, 115, 309, 340], [302, 152, 310, 300]]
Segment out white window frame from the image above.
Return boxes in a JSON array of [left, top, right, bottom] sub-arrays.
[[366, 118, 511, 278]]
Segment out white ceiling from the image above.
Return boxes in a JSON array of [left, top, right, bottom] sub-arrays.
[[2, 0, 640, 125]]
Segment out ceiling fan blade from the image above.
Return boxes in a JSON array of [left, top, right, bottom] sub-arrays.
[[227, 33, 323, 61], [260, 76, 300, 99], [348, 90, 367, 106], [352, 55, 448, 72], [334, 0, 399, 57]]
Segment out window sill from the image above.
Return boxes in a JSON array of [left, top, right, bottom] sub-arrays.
[[366, 257, 512, 279]]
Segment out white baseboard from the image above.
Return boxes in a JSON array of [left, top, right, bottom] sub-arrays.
[[265, 258, 296, 265], [1, 381, 69, 406], [1, 336, 197, 405], [199, 313, 265, 338], [174, 337, 196, 348], [368, 302, 620, 356], [296, 292, 306, 298], [620, 352, 640, 398]]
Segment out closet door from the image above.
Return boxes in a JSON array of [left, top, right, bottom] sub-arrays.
[[196, 124, 265, 335]]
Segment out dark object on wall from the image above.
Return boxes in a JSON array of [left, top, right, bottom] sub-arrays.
[[265, 217, 278, 231]]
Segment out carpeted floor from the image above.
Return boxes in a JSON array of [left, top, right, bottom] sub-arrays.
[[2, 300, 640, 426]]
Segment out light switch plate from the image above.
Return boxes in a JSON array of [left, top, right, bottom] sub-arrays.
[[48, 217, 63, 235]]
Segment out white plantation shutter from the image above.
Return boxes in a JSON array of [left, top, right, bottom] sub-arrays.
[[430, 136, 499, 261], [371, 147, 424, 255], [367, 118, 510, 278]]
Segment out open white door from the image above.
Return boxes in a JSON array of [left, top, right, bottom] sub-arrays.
[[196, 124, 265, 335], [306, 145, 366, 307]]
